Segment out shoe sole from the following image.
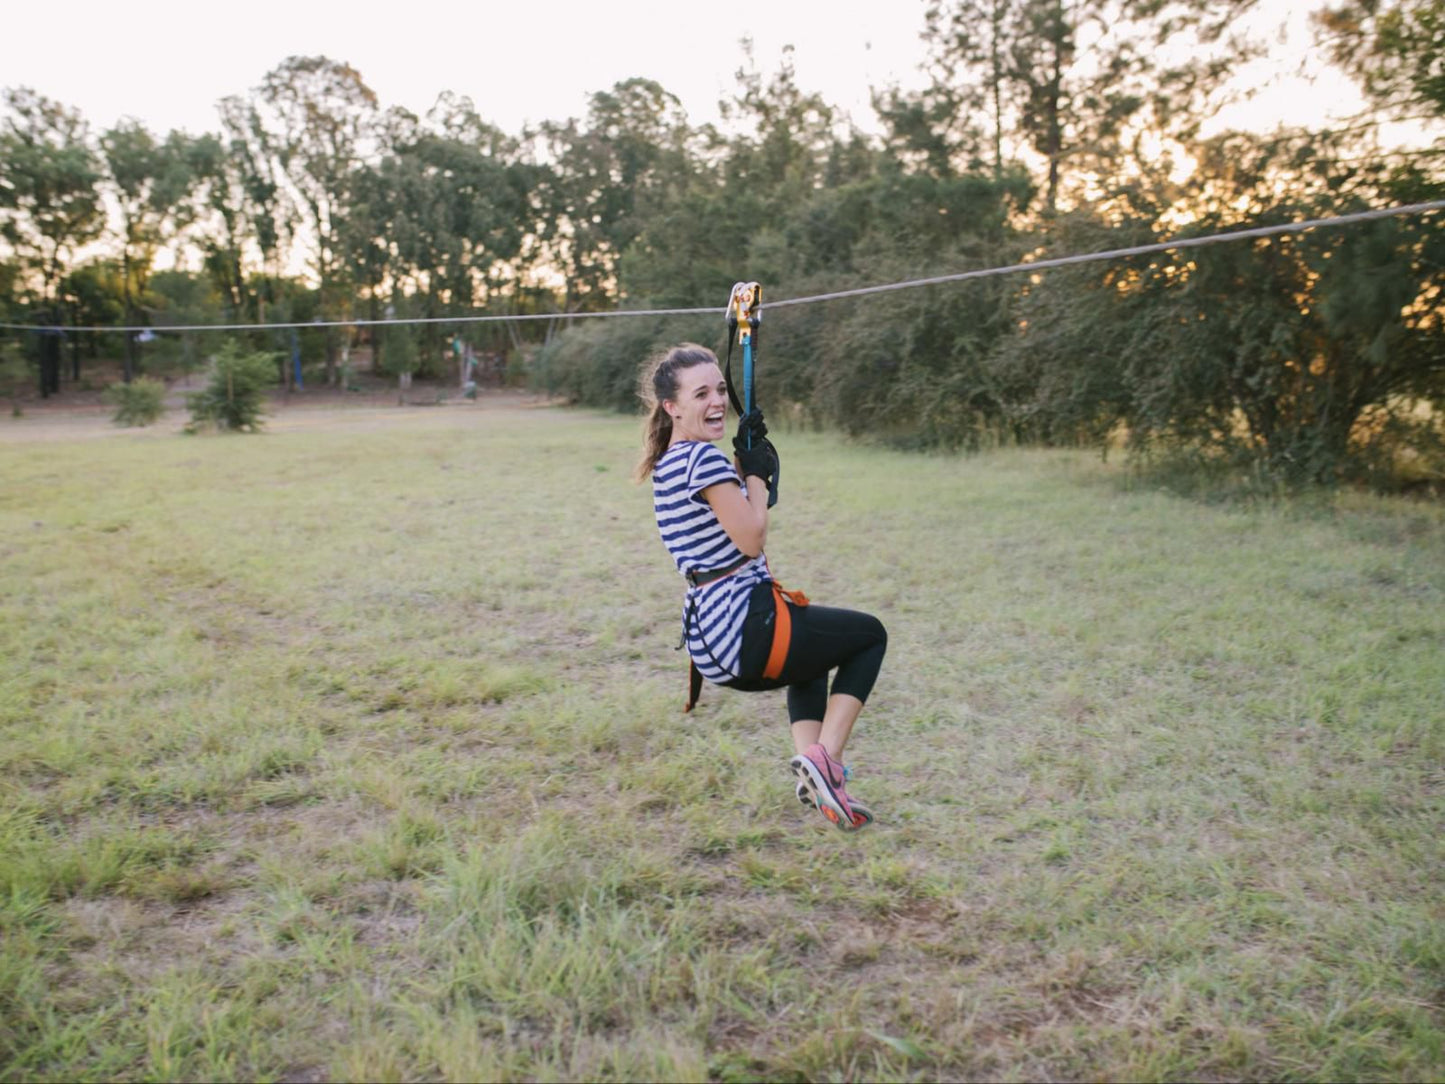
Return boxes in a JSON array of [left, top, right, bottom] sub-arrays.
[[794, 779, 874, 826], [790, 754, 857, 831]]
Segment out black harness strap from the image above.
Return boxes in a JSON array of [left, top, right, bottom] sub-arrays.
[[685, 554, 751, 588], [679, 585, 742, 713], [722, 323, 745, 417], [686, 660, 704, 713]]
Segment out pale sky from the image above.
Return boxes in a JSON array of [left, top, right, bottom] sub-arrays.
[[2, 0, 1385, 143]]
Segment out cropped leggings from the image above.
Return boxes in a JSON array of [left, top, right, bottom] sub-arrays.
[[724, 581, 888, 723]]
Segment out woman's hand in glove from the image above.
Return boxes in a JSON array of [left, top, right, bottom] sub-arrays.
[[734, 437, 779, 486], [733, 408, 768, 451]]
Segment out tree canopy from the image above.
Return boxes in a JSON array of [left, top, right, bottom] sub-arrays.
[[1, 5, 1441, 487]]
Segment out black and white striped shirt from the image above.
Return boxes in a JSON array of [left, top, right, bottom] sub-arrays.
[[653, 440, 769, 682]]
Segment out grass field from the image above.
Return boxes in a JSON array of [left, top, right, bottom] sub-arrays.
[[1, 400, 1442, 1082]]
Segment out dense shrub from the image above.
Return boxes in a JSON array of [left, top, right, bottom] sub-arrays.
[[104, 377, 168, 427], [186, 342, 277, 432], [989, 175, 1445, 488], [531, 315, 718, 411], [529, 119, 1442, 493], [0, 337, 29, 414], [810, 248, 1024, 449]]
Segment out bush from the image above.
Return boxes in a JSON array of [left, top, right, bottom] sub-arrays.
[[0, 338, 29, 415], [985, 182, 1445, 491], [530, 315, 718, 411], [186, 342, 277, 432], [104, 377, 167, 427]]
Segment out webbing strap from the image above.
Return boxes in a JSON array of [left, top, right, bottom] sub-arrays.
[[742, 336, 753, 424], [762, 581, 809, 680], [722, 330, 744, 416], [685, 660, 703, 713]]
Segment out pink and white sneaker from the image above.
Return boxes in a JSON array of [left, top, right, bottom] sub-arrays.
[[790, 744, 873, 830]]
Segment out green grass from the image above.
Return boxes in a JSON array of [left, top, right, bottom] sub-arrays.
[[1, 403, 1442, 1082]]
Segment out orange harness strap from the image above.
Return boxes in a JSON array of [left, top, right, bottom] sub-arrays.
[[762, 582, 809, 680]]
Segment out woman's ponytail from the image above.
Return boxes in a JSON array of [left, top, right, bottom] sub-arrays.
[[636, 402, 674, 482]]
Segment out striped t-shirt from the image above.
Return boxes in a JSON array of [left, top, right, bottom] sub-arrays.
[[653, 440, 769, 682]]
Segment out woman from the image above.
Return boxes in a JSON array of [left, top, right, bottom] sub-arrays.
[[640, 343, 888, 830]]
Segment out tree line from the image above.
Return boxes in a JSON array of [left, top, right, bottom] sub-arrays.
[[2, 0, 1441, 487]]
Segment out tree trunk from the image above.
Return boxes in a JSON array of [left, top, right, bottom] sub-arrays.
[[325, 324, 338, 387], [321, 247, 339, 386], [122, 248, 136, 384], [70, 301, 81, 382], [39, 321, 61, 398], [1044, 79, 1061, 212], [228, 246, 243, 315], [991, 0, 1005, 182], [1044, 0, 1065, 216], [370, 293, 382, 373], [267, 266, 292, 394]]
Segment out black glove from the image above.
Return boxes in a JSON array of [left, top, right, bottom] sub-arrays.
[[734, 408, 768, 450], [735, 435, 778, 487]]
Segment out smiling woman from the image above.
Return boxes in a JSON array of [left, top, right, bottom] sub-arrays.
[[639, 343, 889, 832]]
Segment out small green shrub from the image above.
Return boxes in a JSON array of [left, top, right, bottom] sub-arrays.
[[186, 342, 278, 433], [1, 338, 29, 414], [104, 377, 168, 427], [377, 323, 419, 379]]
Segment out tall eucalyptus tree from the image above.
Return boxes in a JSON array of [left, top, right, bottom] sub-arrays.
[[377, 96, 533, 373], [216, 95, 293, 326], [99, 120, 198, 381], [0, 88, 103, 309], [538, 78, 694, 311], [257, 56, 378, 383], [890, 0, 1261, 214]]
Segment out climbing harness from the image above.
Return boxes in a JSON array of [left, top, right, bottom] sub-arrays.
[[724, 281, 779, 509], [681, 571, 811, 713]]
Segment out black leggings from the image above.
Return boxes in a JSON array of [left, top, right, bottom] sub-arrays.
[[724, 581, 887, 723]]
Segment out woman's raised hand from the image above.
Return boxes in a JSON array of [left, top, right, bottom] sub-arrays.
[[734, 408, 768, 449], [733, 408, 780, 506]]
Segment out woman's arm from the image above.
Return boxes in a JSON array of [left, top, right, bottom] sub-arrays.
[[703, 476, 769, 557]]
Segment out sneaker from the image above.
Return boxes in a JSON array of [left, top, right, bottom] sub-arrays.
[[790, 744, 873, 830]]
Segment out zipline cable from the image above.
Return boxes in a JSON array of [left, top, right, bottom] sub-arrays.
[[2, 199, 1440, 335], [0, 304, 714, 334], [767, 198, 1445, 310]]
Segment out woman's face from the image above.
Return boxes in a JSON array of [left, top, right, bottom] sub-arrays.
[[665, 362, 728, 443]]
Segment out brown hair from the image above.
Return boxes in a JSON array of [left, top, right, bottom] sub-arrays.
[[636, 343, 719, 481]]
